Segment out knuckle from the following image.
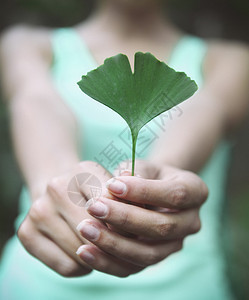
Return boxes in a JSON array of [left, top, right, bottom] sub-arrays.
[[56, 260, 91, 277], [17, 220, 34, 251], [169, 183, 188, 207], [140, 182, 149, 202], [29, 199, 50, 223], [145, 247, 161, 266], [17, 221, 29, 242], [190, 216, 201, 234], [119, 210, 130, 227], [47, 177, 65, 198], [156, 221, 177, 238], [104, 237, 119, 253], [56, 261, 79, 277]]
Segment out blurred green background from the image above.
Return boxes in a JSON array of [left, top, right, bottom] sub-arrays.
[[0, 0, 248, 299]]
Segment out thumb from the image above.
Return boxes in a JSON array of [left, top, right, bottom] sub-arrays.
[[76, 161, 113, 201], [112, 159, 160, 179]]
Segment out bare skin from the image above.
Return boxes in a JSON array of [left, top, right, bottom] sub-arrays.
[[0, 0, 249, 277]]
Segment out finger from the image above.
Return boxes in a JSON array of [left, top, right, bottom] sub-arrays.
[[53, 161, 113, 208], [112, 159, 132, 177], [76, 161, 113, 199], [86, 198, 201, 239], [113, 159, 160, 179], [18, 219, 92, 277], [76, 219, 183, 267], [76, 244, 143, 277], [33, 214, 93, 267], [106, 172, 208, 209], [28, 199, 92, 267]]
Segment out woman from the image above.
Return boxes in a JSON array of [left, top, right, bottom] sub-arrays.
[[0, 0, 248, 299]]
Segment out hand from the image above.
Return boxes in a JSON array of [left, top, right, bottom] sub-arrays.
[[76, 161, 208, 276], [17, 161, 115, 277]]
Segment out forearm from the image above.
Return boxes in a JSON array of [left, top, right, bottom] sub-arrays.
[[149, 43, 249, 173], [148, 90, 226, 173], [8, 90, 80, 200]]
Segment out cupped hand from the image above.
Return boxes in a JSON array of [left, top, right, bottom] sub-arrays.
[[17, 161, 115, 277], [76, 160, 208, 275]]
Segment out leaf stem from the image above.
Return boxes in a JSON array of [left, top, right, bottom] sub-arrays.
[[131, 132, 138, 176]]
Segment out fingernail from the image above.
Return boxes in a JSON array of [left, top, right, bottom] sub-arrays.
[[120, 169, 132, 176], [76, 245, 95, 263], [86, 200, 108, 218], [76, 220, 100, 241], [85, 198, 96, 209], [120, 169, 141, 177], [106, 178, 127, 195]]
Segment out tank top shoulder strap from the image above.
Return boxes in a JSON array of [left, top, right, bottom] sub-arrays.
[[169, 35, 208, 86], [50, 27, 97, 74]]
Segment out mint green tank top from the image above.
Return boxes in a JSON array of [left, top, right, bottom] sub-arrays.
[[0, 28, 234, 300]]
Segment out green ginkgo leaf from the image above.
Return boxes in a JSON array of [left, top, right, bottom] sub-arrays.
[[78, 52, 198, 175]]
